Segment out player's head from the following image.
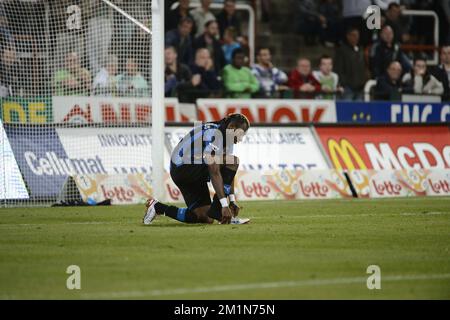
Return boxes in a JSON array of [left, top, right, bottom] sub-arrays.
[[319, 54, 333, 75], [224, 113, 250, 144], [440, 45, 450, 65], [256, 47, 272, 66], [380, 25, 394, 44], [231, 48, 246, 69], [178, 17, 194, 37]]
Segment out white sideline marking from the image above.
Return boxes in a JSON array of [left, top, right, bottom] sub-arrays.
[[0, 221, 121, 227], [81, 273, 450, 299], [250, 212, 450, 220], [0, 212, 448, 227]]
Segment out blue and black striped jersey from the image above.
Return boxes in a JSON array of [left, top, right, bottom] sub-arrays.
[[171, 122, 234, 167]]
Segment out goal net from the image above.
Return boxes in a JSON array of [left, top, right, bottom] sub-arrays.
[[0, 0, 158, 207]]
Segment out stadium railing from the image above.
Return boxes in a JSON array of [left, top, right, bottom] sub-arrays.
[[402, 9, 440, 66]]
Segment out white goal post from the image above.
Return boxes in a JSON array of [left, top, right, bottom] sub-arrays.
[[151, 0, 165, 201]]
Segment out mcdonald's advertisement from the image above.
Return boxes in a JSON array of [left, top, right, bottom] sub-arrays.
[[316, 126, 450, 170]]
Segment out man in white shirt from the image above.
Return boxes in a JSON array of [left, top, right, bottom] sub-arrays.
[[92, 54, 118, 96]]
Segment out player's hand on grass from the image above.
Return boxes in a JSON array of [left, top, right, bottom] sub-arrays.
[[221, 207, 233, 224], [230, 202, 240, 217]]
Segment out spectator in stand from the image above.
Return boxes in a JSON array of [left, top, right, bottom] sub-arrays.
[[313, 55, 344, 100], [0, 5, 13, 46], [165, 46, 197, 101], [334, 27, 368, 101], [374, 0, 400, 10], [374, 61, 403, 100], [251, 47, 288, 98], [318, 0, 341, 47], [435, 0, 450, 45], [287, 58, 321, 99], [190, 48, 222, 99], [165, 17, 195, 66], [194, 20, 226, 73], [216, 0, 241, 39], [296, 0, 326, 46], [222, 48, 259, 98], [166, 0, 196, 35], [0, 47, 20, 97], [53, 51, 91, 96], [369, 25, 411, 78], [92, 54, 118, 96], [409, 0, 435, 45], [129, 16, 151, 81], [431, 46, 450, 100], [222, 26, 241, 65], [190, 0, 216, 38], [86, 2, 112, 75], [116, 57, 150, 97], [260, 0, 271, 23], [402, 57, 444, 96], [384, 2, 410, 43], [341, 0, 372, 46], [236, 35, 251, 66]]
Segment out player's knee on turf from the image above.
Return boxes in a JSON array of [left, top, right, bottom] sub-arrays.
[[193, 206, 214, 224]]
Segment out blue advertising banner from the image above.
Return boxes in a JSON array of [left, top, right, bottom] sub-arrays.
[[336, 102, 450, 124], [5, 126, 69, 197]]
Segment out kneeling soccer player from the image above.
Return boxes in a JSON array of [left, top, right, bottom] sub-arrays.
[[143, 113, 251, 225]]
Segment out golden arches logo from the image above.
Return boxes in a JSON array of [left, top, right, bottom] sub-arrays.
[[328, 139, 367, 170]]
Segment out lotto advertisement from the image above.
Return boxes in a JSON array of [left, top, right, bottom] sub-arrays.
[[347, 169, 450, 198]]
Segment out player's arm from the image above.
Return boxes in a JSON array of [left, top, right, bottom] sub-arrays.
[[206, 159, 233, 224]]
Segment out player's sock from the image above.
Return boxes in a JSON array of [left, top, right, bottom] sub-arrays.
[[154, 202, 199, 223]]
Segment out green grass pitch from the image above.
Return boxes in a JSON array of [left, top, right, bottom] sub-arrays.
[[1, 198, 449, 299]]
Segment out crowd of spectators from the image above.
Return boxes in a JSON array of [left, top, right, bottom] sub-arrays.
[[0, 0, 449, 102], [162, 0, 449, 102]]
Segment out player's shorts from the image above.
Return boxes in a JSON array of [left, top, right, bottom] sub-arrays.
[[170, 163, 211, 210]]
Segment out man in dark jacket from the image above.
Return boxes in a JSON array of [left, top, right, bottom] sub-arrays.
[[216, 0, 241, 39], [334, 27, 368, 101], [189, 48, 222, 100], [165, 46, 198, 102], [369, 25, 411, 78], [431, 46, 450, 101], [165, 0, 196, 35], [374, 61, 403, 101], [193, 20, 226, 73], [165, 17, 195, 66]]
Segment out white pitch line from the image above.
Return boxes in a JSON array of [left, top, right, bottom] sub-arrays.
[[249, 212, 450, 219], [0, 221, 122, 227], [0, 212, 448, 227], [81, 273, 450, 299]]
